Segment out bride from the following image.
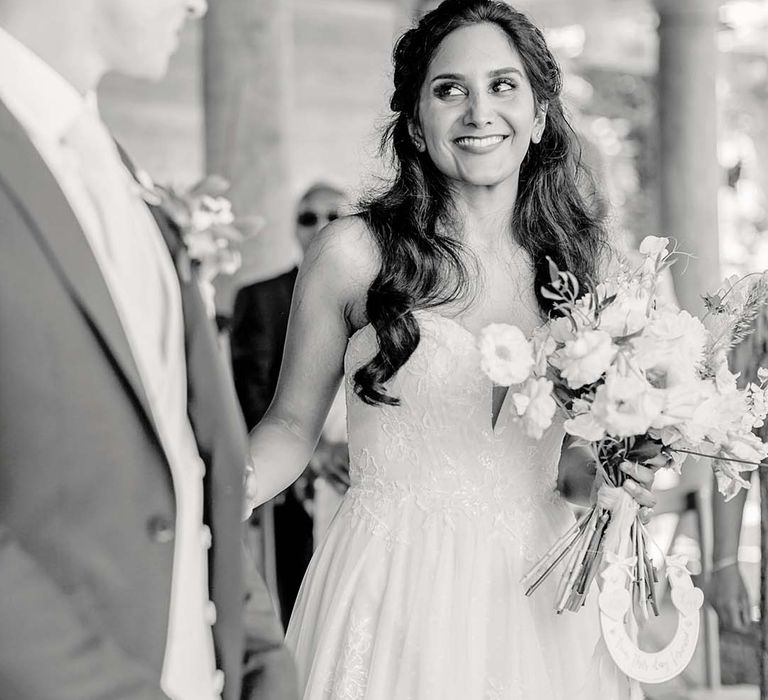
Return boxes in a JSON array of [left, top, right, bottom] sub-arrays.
[[246, 1, 660, 697]]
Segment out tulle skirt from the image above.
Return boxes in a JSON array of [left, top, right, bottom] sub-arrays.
[[286, 486, 622, 700]]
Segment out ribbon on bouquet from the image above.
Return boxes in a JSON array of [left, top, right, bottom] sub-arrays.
[[595, 483, 639, 560], [522, 477, 653, 699], [583, 483, 644, 700]]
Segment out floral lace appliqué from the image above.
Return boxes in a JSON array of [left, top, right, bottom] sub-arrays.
[[340, 311, 567, 559], [323, 616, 373, 700]]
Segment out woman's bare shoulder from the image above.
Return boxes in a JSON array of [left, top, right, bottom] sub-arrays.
[[299, 214, 380, 329]]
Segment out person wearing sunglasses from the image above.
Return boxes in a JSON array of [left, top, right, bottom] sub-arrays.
[[229, 182, 348, 628], [294, 184, 344, 253]]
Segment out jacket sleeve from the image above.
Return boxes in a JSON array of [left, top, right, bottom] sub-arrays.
[[229, 276, 294, 430], [0, 524, 170, 700]]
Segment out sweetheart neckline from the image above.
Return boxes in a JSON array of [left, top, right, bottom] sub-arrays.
[[347, 309, 483, 348], [347, 308, 548, 348], [345, 309, 518, 433]]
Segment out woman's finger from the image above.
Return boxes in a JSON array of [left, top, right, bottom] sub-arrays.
[[644, 452, 671, 469], [619, 461, 655, 487], [638, 506, 654, 525], [623, 479, 657, 508]]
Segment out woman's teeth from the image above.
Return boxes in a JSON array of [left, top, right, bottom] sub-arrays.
[[455, 135, 506, 147]]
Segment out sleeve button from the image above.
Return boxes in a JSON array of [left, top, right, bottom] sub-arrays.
[[147, 515, 175, 543], [205, 600, 217, 625], [213, 669, 225, 695]]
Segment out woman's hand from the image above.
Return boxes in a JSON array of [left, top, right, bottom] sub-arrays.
[[617, 438, 673, 524], [707, 563, 751, 631], [616, 436, 675, 524], [619, 461, 657, 524]]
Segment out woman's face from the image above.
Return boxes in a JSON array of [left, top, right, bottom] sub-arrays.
[[415, 22, 546, 191]]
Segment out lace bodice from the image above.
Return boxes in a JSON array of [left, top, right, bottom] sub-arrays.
[[342, 309, 567, 555]]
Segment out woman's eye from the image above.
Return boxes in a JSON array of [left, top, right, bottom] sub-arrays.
[[491, 79, 517, 93], [434, 83, 466, 99]]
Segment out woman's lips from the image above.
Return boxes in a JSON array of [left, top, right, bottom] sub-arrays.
[[453, 134, 509, 153]]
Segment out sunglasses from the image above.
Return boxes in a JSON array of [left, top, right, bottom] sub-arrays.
[[297, 210, 339, 227]]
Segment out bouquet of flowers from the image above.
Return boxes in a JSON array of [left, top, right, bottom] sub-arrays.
[[479, 236, 768, 682]]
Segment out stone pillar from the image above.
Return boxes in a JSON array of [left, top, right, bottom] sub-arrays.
[[202, 0, 297, 604], [654, 7, 723, 686], [203, 0, 299, 316], [654, 0, 721, 315]]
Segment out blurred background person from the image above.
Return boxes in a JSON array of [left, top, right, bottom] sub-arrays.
[[229, 181, 350, 627]]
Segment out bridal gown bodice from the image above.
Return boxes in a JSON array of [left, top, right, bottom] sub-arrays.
[[343, 309, 567, 557], [285, 309, 616, 700]]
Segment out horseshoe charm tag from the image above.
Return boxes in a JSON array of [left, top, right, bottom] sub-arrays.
[[598, 554, 703, 684]]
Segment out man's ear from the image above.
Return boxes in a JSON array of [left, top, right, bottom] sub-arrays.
[[531, 102, 548, 144]]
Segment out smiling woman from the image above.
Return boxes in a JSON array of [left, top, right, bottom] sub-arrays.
[[245, 2, 647, 698], [414, 25, 546, 188], [353, 0, 606, 408]]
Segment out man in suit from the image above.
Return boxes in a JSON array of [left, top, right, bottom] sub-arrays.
[[0, 1, 296, 698]]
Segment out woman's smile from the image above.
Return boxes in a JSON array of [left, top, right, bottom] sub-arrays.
[[416, 23, 545, 189], [453, 134, 509, 154]]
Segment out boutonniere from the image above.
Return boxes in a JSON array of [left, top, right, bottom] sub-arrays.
[[135, 170, 252, 317]]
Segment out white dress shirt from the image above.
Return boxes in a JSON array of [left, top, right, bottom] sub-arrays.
[[0, 27, 222, 700]]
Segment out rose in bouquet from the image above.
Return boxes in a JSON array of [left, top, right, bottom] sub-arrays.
[[478, 236, 768, 685]]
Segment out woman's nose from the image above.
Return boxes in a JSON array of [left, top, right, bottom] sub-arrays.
[[463, 92, 494, 128]]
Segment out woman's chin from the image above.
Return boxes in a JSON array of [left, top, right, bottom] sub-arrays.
[[452, 169, 519, 191]]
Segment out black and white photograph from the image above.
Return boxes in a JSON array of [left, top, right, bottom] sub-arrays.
[[1, 1, 768, 699]]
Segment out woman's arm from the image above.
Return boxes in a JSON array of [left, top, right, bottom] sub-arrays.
[[707, 477, 751, 630], [245, 217, 376, 511]]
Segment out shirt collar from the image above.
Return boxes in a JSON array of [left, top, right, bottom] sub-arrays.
[[0, 25, 89, 144]]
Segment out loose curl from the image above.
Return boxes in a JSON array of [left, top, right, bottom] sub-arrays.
[[354, 0, 607, 406]]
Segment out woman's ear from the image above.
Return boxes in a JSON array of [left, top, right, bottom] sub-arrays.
[[408, 119, 426, 152], [531, 102, 548, 144]]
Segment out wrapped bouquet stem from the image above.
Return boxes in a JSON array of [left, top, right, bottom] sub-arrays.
[[523, 440, 651, 616]]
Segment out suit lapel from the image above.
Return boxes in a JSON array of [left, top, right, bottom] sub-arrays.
[[0, 100, 161, 442], [145, 199, 230, 460], [120, 153, 248, 688], [131, 170, 246, 466]]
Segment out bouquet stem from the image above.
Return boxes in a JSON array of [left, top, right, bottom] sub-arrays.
[[555, 509, 601, 612], [522, 508, 593, 596], [523, 446, 659, 624]]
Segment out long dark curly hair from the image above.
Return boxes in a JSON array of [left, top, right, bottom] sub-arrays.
[[354, 0, 607, 406]]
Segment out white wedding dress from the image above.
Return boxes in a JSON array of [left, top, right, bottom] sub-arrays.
[[286, 309, 618, 700]]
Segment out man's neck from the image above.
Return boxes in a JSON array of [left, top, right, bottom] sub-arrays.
[[0, 13, 104, 94]]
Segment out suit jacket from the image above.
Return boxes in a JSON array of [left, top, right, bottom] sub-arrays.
[[0, 99, 294, 700], [229, 267, 298, 432]]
